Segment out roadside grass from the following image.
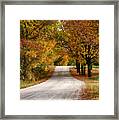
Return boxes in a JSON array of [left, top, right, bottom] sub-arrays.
[[79, 80, 99, 100], [70, 67, 99, 100], [92, 65, 99, 68], [20, 66, 55, 89]]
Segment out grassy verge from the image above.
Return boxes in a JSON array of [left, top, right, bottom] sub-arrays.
[[20, 66, 55, 89], [70, 67, 99, 100]]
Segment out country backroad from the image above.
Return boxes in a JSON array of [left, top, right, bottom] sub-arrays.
[[20, 66, 85, 100]]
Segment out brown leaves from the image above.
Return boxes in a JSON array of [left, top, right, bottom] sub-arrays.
[[61, 20, 99, 64], [21, 39, 42, 51]]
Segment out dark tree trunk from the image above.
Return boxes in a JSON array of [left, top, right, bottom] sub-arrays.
[[87, 59, 92, 77], [83, 65, 86, 75], [76, 60, 78, 73], [78, 63, 80, 75], [87, 45, 92, 77], [88, 64, 91, 77], [76, 60, 80, 75], [81, 65, 84, 75]]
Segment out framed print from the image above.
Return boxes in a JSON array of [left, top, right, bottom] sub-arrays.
[[0, 0, 119, 119]]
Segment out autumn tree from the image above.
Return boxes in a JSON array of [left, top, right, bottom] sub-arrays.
[[60, 20, 99, 77], [20, 20, 58, 81]]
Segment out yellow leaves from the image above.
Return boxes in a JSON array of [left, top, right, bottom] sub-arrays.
[[41, 40, 56, 53], [63, 55, 69, 64], [45, 66, 49, 71], [26, 50, 38, 58]]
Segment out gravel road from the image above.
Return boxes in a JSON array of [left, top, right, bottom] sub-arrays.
[[20, 66, 85, 100]]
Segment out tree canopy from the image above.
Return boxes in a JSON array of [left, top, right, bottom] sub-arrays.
[[20, 20, 99, 81]]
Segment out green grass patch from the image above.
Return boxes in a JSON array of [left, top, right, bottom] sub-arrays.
[[92, 65, 99, 68], [88, 76, 99, 80]]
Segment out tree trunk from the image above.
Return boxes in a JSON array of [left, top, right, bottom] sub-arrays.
[[87, 45, 92, 77], [76, 60, 78, 73], [81, 65, 84, 75], [76, 60, 80, 75], [83, 65, 86, 75], [78, 63, 80, 75], [87, 59, 92, 77]]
